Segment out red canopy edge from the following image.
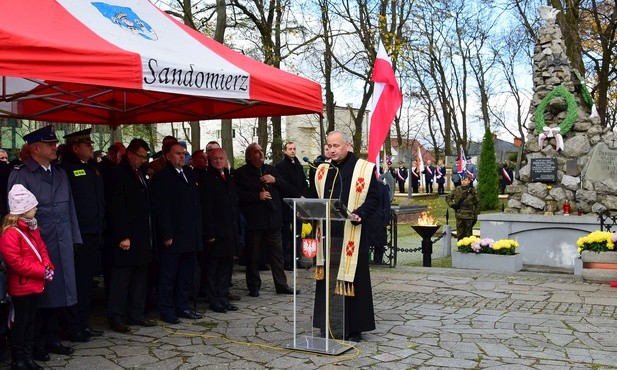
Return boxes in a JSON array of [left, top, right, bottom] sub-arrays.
[[0, 0, 323, 126]]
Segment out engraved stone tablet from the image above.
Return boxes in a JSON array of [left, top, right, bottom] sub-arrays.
[[583, 142, 617, 182], [530, 158, 557, 182], [565, 160, 578, 176]]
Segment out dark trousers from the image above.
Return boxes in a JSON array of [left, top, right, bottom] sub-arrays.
[[411, 178, 419, 193], [205, 255, 233, 306], [36, 307, 63, 348], [67, 233, 101, 332], [11, 295, 39, 347], [107, 264, 148, 322], [245, 228, 288, 293], [197, 251, 208, 295], [437, 182, 445, 194], [101, 232, 115, 297], [425, 180, 433, 193], [158, 252, 196, 319], [397, 180, 405, 193]]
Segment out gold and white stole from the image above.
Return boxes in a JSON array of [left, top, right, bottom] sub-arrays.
[[313, 162, 330, 280], [313, 159, 373, 296]]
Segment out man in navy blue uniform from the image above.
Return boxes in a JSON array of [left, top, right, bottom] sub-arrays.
[[8, 125, 82, 360]]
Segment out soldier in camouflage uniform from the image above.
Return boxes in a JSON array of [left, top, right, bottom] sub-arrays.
[[445, 173, 480, 239]]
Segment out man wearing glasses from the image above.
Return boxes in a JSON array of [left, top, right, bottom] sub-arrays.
[[60, 128, 106, 342]]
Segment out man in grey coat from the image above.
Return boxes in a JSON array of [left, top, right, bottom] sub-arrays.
[[8, 125, 82, 361]]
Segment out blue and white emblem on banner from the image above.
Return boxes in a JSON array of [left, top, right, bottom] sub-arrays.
[[91, 2, 158, 41]]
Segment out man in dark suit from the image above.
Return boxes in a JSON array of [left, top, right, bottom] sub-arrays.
[[107, 139, 157, 332], [200, 148, 241, 313], [152, 142, 203, 324], [98, 142, 126, 296], [274, 141, 306, 270], [395, 162, 408, 193], [234, 143, 298, 297], [423, 159, 435, 193], [60, 128, 105, 342]]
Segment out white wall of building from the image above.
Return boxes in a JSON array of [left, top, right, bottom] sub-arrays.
[[155, 105, 368, 164]]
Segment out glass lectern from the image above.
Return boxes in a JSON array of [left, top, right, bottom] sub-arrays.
[[283, 198, 353, 355]]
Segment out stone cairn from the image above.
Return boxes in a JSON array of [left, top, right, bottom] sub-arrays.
[[506, 8, 617, 215]]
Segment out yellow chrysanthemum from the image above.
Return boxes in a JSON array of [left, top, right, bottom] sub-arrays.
[[301, 223, 313, 238], [456, 235, 479, 247], [577, 230, 615, 253]]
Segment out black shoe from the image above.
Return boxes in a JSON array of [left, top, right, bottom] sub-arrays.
[[283, 264, 294, 271], [45, 342, 74, 355], [227, 292, 241, 301], [109, 318, 130, 333], [178, 309, 203, 320], [83, 327, 104, 337], [248, 290, 259, 297], [223, 302, 238, 311], [160, 316, 181, 325], [345, 332, 362, 342], [276, 286, 299, 295], [128, 319, 158, 327], [66, 330, 89, 343], [209, 304, 227, 313], [33, 348, 49, 362]]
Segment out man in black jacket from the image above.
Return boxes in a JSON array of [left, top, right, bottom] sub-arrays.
[[275, 141, 306, 270], [200, 148, 241, 313], [107, 139, 157, 332], [61, 128, 105, 342], [152, 142, 203, 324], [235, 143, 298, 297]]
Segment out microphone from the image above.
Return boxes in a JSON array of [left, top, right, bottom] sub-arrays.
[[303, 156, 316, 168]]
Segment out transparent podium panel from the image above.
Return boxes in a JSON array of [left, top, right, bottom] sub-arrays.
[[283, 198, 354, 355]]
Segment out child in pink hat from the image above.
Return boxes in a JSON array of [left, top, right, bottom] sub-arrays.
[[0, 184, 54, 370]]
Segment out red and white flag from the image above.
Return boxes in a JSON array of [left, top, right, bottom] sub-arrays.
[[368, 41, 402, 164], [416, 146, 424, 173]]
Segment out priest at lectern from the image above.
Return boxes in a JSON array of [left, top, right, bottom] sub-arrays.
[[310, 130, 380, 342]]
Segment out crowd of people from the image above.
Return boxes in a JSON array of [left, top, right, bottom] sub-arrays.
[[0, 125, 386, 369]]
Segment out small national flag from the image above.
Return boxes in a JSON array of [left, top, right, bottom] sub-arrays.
[[416, 146, 424, 173], [457, 148, 467, 175]]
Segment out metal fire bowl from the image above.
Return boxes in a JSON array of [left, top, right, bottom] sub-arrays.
[[411, 225, 440, 239]]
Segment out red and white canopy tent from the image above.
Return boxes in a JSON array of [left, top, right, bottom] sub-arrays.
[[0, 0, 323, 128]]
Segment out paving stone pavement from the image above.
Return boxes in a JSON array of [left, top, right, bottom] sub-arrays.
[[2, 265, 617, 369]]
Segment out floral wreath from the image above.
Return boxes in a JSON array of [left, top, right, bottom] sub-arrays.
[[573, 70, 593, 109], [534, 85, 578, 137]]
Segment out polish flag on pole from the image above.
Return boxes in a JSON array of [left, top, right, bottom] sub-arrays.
[[368, 41, 403, 165], [416, 145, 424, 173], [457, 148, 467, 175]]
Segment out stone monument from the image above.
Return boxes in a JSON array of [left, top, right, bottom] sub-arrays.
[[505, 6, 617, 216]]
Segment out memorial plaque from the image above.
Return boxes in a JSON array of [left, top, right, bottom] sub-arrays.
[[565, 160, 578, 176], [583, 142, 617, 182], [530, 158, 557, 182]]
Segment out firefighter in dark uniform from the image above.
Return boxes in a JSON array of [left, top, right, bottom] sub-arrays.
[[445, 173, 480, 239], [60, 128, 105, 341]]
